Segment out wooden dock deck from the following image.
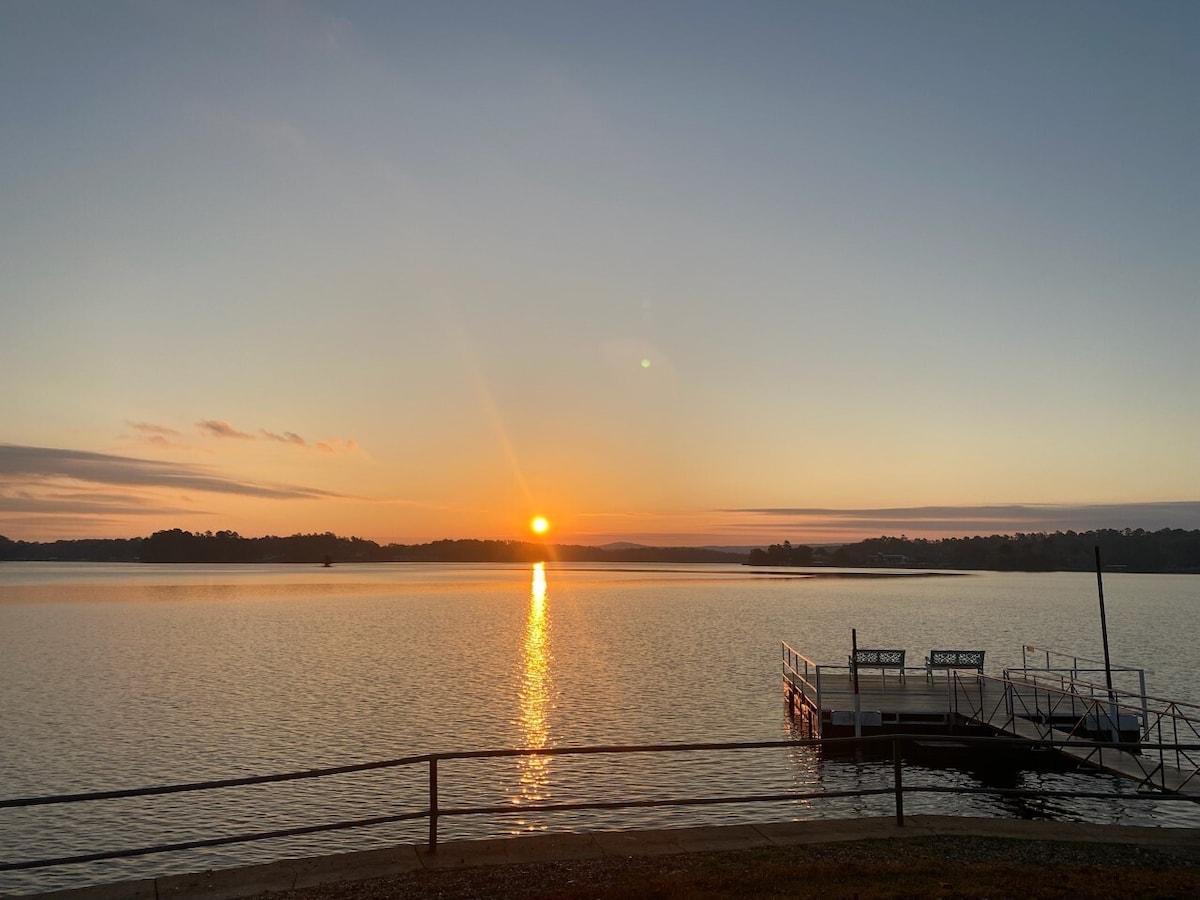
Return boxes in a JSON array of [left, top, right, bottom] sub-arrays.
[[781, 642, 1200, 797], [807, 673, 1006, 727]]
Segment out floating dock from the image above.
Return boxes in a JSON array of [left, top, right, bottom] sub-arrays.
[[782, 642, 1200, 796]]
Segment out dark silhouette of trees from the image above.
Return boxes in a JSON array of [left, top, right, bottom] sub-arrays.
[[809, 529, 1200, 573], [140, 530, 390, 563], [0, 534, 143, 562], [104, 531, 748, 564], [748, 540, 814, 567], [2, 527, 1197, 572]]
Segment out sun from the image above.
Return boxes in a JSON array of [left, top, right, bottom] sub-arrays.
[[530, 516, 550, 536]]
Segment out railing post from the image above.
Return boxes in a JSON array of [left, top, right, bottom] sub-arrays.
[[1139, 670, 1149, 744], [815, 665, 823, 738], [893, 739, 904, 826], [1157, 708, 1167, 789], [428, 756, 439, 852], [1172, 707, 1181, 776]]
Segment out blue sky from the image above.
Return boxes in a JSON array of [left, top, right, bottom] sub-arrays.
[[2, 1, 1197, 544]]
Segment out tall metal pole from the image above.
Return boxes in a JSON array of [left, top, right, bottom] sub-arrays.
[[1095, 546, 1119, 743], [851, 627, 862, 739]]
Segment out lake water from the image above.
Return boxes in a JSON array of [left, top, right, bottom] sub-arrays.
[[2, 562, 1198, 894]]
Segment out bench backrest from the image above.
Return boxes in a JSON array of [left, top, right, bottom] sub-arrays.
[[927, 649, 985, 668], [852, 648, 905, 667]]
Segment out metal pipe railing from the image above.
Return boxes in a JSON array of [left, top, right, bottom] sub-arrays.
[[1022, 644, 1145, 673], [4, 733, 1199, 875], [952, 668, 1200, 793]]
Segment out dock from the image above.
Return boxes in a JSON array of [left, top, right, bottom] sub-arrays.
[[782, 642, 1200, 797]]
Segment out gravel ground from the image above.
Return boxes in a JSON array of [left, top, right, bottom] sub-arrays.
[[261, 835, 1200, 900]]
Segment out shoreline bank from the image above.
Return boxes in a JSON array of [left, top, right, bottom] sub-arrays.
[[24, 815, 1200, 900]]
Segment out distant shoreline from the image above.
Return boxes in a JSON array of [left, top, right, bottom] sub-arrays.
[[2, 527, 1198, 573]]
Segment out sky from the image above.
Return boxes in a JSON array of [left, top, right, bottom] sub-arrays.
[[2, 1, 1198, 547]]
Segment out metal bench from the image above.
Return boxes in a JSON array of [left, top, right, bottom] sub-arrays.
[[849, 648, 906, 683], [925, 649, 985, 681]]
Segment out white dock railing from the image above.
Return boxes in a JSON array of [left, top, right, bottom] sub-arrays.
[[781, 641, 823, 735], [949, 668, 1200, 794]]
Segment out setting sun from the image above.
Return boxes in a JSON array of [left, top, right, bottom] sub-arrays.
[[530, 516, 550, 536]]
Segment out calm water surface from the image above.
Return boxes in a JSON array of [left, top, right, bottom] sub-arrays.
[[1, 562, 1198, 893]]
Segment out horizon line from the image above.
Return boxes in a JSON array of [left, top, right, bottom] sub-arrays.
[[5, 524, 1198, 551]]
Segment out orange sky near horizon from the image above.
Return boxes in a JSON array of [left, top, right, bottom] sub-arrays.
[[2, 3, 1198, 548], [4, 434, 1198, 546]]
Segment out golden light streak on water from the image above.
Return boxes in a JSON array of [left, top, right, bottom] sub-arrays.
[[516, 562, 552, 811]]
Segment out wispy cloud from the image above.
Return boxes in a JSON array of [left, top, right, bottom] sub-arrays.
[[0, 489, 202, 517], [197, 420, 359, 454], [197, 419, 255, 440], [0, 444, 346, 501], [129, 422, 182, 438], [125, 419, 360, 456], [261, 429, 308, 446], [316, 438, 360, 455], [726, 503, 1200, 537], [125, 421, 192, 451]]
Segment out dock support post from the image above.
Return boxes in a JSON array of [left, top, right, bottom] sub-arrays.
[[893, 739, 904, 827], [428, 757, 439, 852]]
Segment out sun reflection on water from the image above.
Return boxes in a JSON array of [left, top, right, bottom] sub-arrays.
[[516, 562, 552, 810]]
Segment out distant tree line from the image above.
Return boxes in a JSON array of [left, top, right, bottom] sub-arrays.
[[747, 529, 1200, 574], [0, 535, 145, 562], [0, 530, 744, 565], [2, 527, 1197, 572], [747, 540, 814, 567]]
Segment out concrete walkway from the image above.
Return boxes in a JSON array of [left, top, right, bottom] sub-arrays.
[[28, 816, 1200, 900]]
